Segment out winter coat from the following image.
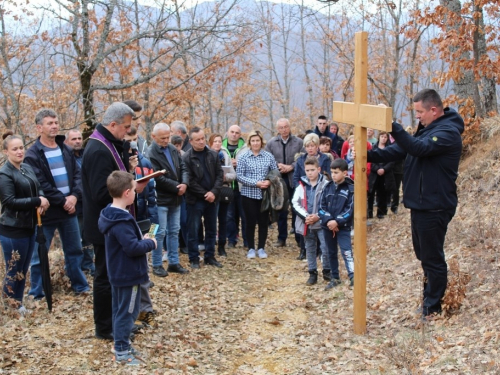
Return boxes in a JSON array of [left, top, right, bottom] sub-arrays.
[[313, 126, 338, 153], [265, 135, 304, 186], [98, 205, 156, 287], [81, 124, 131, 245], [368, 108, 464, 211], [293, 152, 331, 188], [318, 177, 354, 229], [133, 153, 158, 223], [0, 161, 43, 233], [292, 174, 329, 234], [182, 146, 223, 205], [368, 142, 396, 193], [24, 135, 82, 225], [148, 141, 189, 207]]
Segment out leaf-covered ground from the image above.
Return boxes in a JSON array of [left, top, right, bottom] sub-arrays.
[[2, 118, 500, 374]]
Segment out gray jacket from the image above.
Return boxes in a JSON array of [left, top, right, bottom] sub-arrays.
[[265, 135, 303, 186]]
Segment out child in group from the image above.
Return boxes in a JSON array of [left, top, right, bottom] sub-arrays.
[[292, 157, 331, 285], [319, 159, 355, 289], [98, 171, 157, 365], [319, 136, 339, 162]]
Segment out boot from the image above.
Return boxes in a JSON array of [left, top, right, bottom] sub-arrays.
[[322, 269, 331, 281], [218, 244, 227, 257], [306, 270, 318, 286], [296, 247, 306, 261]]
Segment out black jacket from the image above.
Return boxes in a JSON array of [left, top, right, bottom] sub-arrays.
[[81, 124, 130, 245], [148, 142, 189, 207], [313, 126, 338, 153], [368, 142, 396, 193], [182, 146, 223, 205], [24, 135, 82, 225], [368, 108, 464, 211], [0, 161, 43, 231]]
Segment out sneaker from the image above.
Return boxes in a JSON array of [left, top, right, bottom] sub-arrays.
[[247, 249, 256, 259], [18, 306, 31, 316], [350, 230, 354, 237], [137, 311, 157, 328], [324, 278, 342, 291], [198, 244, 205, 251], [152, 266, 168, 277], [257, 248, 268, 259], [275, 240, 286, 247], [162, 252, 168, 262], [114, 352, 141, 366]]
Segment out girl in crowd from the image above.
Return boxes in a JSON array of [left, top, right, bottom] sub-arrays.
[[208, 133, 236, 257], [368, 131, 395, 218], [236, 130, 278, 259], [0, 132, 50, 314]]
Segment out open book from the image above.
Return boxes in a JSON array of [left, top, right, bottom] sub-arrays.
[[135, 169, 166, 183]]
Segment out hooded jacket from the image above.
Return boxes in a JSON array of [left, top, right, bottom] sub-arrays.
[[98, 205, 156, 287], [318, 177, 354, 229], [24, 135, 82, 225], [368, 107, 464, 211]]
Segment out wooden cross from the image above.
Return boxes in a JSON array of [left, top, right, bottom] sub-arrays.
[[332, 31, 392, 335]]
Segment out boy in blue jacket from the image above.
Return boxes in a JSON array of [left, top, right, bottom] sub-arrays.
[[98, 171, 157, 365], [319, 159, 355, 290]]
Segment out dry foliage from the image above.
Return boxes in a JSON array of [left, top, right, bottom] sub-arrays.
[[1, 118, 500, 373]]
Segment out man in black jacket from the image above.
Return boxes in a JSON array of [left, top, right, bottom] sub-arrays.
[[183, 127, 224, 269], [148, 123, 190, 277], [367, 89, 464, 318], [25, 109, 90, 299], [81, 102, 149, 339]]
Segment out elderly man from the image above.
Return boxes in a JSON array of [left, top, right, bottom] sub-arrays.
[[222, 125, 248, 248], [25, 110, 90, 298], [148, 123, 189, 277], [265, 118, 303, 247], [171, 120, 192, 152], [81, 102, 149, 340]]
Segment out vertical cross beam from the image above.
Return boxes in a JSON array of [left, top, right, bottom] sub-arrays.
[[332, 31, 392, 334]]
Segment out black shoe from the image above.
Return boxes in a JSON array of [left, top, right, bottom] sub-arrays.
[[167, 263, 189, 274], [218, 247, 227, 257], [227, 242, 236, 249], [179, 247, 188, 254], [324, 278, 341, 290], [391, 207, 398, 214], [306, 270, 318, 286], [190, 260, 200, 269], [322, 269, 331, 281], [204, 257, 223, 268], [368, 211, 373, 219], [275, 240, 286, 247], [95, 331, 113, 340], [296, 249, 306, 260], [149, 281, 155, 288], [377, 212, 387, 219], [152, 266, 168, 277]]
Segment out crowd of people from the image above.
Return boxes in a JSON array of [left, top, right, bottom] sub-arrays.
[[0, 88, 463, 366]]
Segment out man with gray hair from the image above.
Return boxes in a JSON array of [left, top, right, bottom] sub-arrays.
[[148, 123, 189, 277], [171, 120, 192, 152], [81, 102, 149, 340]]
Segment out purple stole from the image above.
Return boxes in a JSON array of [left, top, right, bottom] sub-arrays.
[[90, 129, 135, 218]]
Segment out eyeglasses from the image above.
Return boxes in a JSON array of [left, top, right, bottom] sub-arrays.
[[132, 114, 142, 121]]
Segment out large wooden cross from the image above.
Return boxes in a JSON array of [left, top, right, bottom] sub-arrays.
[[332, 31, 392, 334]]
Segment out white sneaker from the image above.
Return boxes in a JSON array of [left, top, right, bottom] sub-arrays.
[[247, 249, 256, 259], [18, 306, 31, 316], [257, 248, 268, 259], [350, 229, 354, 237], [162, 252, 168, 262], [198, 244, 205, 251]]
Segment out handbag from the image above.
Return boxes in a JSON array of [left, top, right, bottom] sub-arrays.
[[219, 185, 234, 203]]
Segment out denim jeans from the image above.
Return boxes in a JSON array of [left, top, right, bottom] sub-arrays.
[[112, 284, 140, 354], [304, 228, 330, 272], [323, 227, 354, 280], [29, 216, 89, 298], [0, 233, 36, 303], [78, 214, 95, 275], [227, 190, 247, 246], [153, 205, 181, 267], [186, 200, 217, 262]]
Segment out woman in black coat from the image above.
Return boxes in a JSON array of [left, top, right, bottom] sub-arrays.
[[0, 132, 49, 314], [368, 131, 395, 218]]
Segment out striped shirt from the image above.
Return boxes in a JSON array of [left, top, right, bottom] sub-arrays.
[[237, 149, 278, 200], [42, 145, 70, 195]]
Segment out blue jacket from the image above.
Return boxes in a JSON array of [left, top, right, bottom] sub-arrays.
[[368, 108, 463, 211], [318, 177, 354, 229], [293, 152, 331, 188], [133, 153, 158, 223], [98, 205, 156, 287], [24, 135, 82, 225]]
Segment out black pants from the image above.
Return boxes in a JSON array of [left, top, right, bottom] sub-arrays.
[[242, 196, 269, 250], [368, 176, 387, 216], [93, 243, 112, 334], [410, 209, 455, 315], [391, 172, 403, 211]]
